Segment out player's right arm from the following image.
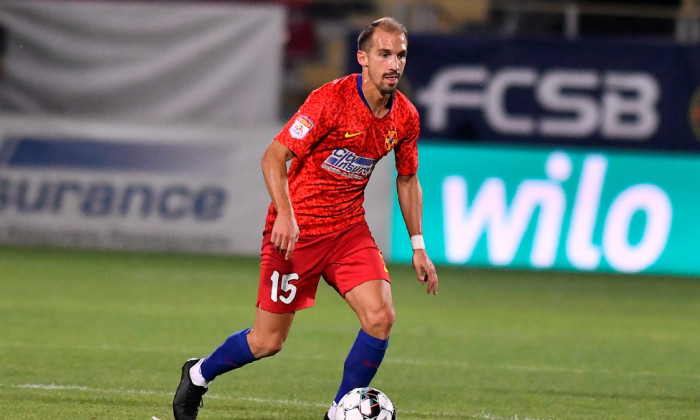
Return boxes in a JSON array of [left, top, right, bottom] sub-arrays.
[[261, 140, 299, 260]]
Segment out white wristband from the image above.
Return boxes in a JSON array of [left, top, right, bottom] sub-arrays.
[[410, 235, 425, 250]]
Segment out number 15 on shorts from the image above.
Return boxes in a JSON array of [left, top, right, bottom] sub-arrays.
[[270, 271, 299, 304]]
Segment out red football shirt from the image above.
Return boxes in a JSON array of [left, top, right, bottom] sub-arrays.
[[265, 74, 420, 236]]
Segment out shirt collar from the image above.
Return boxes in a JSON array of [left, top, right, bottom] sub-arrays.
[[356, 74, 394, 114]]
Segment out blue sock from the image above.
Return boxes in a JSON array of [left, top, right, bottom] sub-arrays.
[[333, 329, 389, 403], [200, 328, 257, 382]]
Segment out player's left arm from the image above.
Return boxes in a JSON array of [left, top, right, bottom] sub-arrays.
[[396, 173, 438, 295]]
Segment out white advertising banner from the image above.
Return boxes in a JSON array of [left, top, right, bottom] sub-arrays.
[[0, 116, 277, 254], [0, 116, 393, 256], [0, 1, 284, 124]]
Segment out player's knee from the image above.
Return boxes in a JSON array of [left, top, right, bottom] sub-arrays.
[[260, 342, 284, 357], [248, 333, 285, 358], [362, 305, 395, 339]]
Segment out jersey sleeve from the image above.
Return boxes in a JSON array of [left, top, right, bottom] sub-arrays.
[[394, 107, 420, 176], [275, 86, 336, 158]]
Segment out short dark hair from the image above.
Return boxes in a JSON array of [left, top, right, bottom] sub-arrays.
[[357, 17, 407, 52]]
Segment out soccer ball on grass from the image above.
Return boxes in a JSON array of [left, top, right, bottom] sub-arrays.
[[334, 387, 396, 420]]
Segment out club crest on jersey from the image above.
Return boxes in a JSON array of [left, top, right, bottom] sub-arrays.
[[289, 115, 314, 139], [384, 130, 398, 151], [322, 148, 376, 179]]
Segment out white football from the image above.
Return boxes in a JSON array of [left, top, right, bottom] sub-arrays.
[[334, 387, 396, 420]]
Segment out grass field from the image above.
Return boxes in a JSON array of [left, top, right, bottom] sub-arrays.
[[1, 246, 698, 419]]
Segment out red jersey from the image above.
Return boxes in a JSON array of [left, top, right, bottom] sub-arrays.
[[265, 74, 420, 236]]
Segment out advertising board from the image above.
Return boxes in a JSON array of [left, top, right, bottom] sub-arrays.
[[401, 36, 700, 152], [391, 143, 700, 276], [0, 117, 277, 255]]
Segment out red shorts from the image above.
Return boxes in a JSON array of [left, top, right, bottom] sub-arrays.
[[256, 221, 390, 313]]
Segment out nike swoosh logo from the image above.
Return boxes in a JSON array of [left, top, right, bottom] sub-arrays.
[[344, 131, 363, 138]]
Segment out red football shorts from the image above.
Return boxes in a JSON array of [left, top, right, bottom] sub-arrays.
[[256, 221, 390, 313]]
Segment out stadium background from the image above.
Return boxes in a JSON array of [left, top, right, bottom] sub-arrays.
[[0, 1, 699, 419], [1, 0, 699, 276]]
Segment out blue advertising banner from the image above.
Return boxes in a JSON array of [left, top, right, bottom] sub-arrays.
[[396, 36, 700, 152]]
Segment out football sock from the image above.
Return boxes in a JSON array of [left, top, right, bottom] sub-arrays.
[[333, 329, 389, 403], [189, 359, 208, 387], [326, 401, 338, 419], [200, 328, 257, 383]]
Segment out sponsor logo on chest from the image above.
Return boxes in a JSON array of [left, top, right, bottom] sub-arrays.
[[322, 148, 376, 179]]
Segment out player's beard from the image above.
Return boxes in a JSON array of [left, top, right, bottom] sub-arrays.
[[380, 71, 401, 95]]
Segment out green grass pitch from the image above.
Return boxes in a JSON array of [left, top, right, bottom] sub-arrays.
[[1, 246, 698, 419]]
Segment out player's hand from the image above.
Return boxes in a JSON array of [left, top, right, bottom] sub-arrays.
[[412, 249, 438, 295], [270, 210, 299, 260]]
